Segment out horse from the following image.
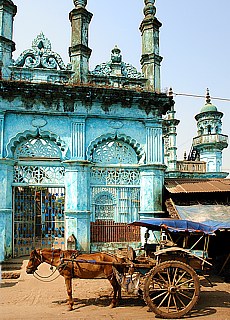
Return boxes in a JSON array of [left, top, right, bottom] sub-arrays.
[[26, 248, 122, 310]]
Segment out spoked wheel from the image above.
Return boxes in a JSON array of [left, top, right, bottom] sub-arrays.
[[143, 261, 200, 319]]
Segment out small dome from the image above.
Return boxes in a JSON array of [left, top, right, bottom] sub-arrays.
[[200, 103, 218, 113]]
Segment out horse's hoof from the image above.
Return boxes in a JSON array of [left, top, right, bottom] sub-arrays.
[[109, 303, 116, 308]]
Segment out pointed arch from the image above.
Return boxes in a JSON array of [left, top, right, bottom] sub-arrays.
[[87, 133, 145, 164], [6, 129, 69, 160]]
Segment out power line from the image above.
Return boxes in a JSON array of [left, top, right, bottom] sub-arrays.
[[173, 92, 230, 102]]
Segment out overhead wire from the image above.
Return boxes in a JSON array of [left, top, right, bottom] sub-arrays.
[[172, 92, 230, 102]]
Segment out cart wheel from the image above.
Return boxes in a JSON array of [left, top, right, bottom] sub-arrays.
[[143, 261, 200, 319]]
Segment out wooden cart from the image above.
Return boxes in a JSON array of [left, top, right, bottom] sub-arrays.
[[116, 218, 214, 319], [66, 218, 216, 319]]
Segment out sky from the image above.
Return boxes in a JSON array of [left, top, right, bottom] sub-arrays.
[[12, 0, 230, 174]]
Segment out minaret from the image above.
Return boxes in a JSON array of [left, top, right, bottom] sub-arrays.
[[69, 0, 93, 83], [193, 89, 228, 173], [0, 0, 17, 79], [140, 0, 162, 92], [163, 88, 180, 171]]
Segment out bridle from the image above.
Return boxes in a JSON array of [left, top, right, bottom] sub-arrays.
[[26, 250, 44, 273], [27, 249, 80, 282], [28, 249, 66, 282]]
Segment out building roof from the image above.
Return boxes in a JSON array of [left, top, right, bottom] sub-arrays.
[[165, 179, 230, 194]]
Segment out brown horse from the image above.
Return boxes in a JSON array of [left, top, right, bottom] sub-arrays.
[[26, 248, 122, 310]]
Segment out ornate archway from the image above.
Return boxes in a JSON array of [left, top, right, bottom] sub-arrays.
[[8, 129, 67, 257], [89, 133, 142, 250], [6, 129, 69, 160], [87, 133, 145, 164]]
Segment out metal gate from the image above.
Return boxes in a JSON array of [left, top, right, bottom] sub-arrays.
[[13, 186, 65, 257]]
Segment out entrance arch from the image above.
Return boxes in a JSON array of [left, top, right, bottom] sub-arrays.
[[10, 130, 66, 257]]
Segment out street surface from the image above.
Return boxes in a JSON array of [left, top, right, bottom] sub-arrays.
[[0, 260, 230, 320]]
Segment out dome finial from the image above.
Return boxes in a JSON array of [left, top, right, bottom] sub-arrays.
[[199, 88, 218, 113], [168, 87, 173, 97], [74, 0, 87, 8], [111, 45, 122, 63], [144, 0, 156, 18], [206, 88, 211, 104]]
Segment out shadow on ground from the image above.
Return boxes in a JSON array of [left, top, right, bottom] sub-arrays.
[[0, 281, 18, 288], [52, 293, 146, 309], [52, 288, 230, 319]]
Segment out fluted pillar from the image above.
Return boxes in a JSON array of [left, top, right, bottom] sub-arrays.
[[71, 117, 86, 160]]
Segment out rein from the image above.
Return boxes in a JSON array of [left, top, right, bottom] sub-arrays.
[[33, 268, 61, 282], [33, 260, 70, 282]]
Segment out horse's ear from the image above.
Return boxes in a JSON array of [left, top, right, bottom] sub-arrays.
[[34, 248, 41, 256]]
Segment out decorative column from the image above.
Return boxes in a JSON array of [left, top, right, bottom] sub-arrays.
[[69, 0, 93, 83], [0, 159, 14, 261], [139, 164, 165, 218], [0, 0, 17, 79], [0, 113, 4, 157], [139, 119, 166, 218], [64, 160, 91, 252], [140, 0, 162, 92], [71, 117, 86, 160], [163, 90, 180, 171]]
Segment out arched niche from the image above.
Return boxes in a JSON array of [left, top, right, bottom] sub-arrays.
[[6, 129, 70, 160], [87, 133, 145, 164]]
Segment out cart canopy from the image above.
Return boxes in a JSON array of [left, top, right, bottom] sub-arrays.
[[175, 205, 230, 231], [131, 218, 217, 235]]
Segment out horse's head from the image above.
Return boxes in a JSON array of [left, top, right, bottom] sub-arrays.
[[26, 249, 43, 274]]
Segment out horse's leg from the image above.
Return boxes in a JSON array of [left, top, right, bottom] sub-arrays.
[[64, 276, 74, 311], [108, 275, 121, 308], [117, 281, 122, 301]]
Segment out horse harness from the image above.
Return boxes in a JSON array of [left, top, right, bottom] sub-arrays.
[[59, 250, 81, 277]]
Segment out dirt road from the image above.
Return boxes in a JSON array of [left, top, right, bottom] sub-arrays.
[[1, 259, 230, 320]]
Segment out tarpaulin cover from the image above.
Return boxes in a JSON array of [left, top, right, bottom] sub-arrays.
[[175, 205, 230, 230], [131, 218, 217, 235]]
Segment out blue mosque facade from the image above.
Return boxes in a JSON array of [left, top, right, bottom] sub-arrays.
[[0, 0, 228, 261]]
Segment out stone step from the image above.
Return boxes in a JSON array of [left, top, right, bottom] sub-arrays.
[[1, 263, 22, 271], [0, 256, 29, 279], [1, 270, 21, 279]]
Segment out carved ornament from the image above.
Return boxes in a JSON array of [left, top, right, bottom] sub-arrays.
[[14, 32, 70, 70], [91, 46, 144, 79]]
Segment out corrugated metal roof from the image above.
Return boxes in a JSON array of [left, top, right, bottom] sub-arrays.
[[165, 179, 230, 194]]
